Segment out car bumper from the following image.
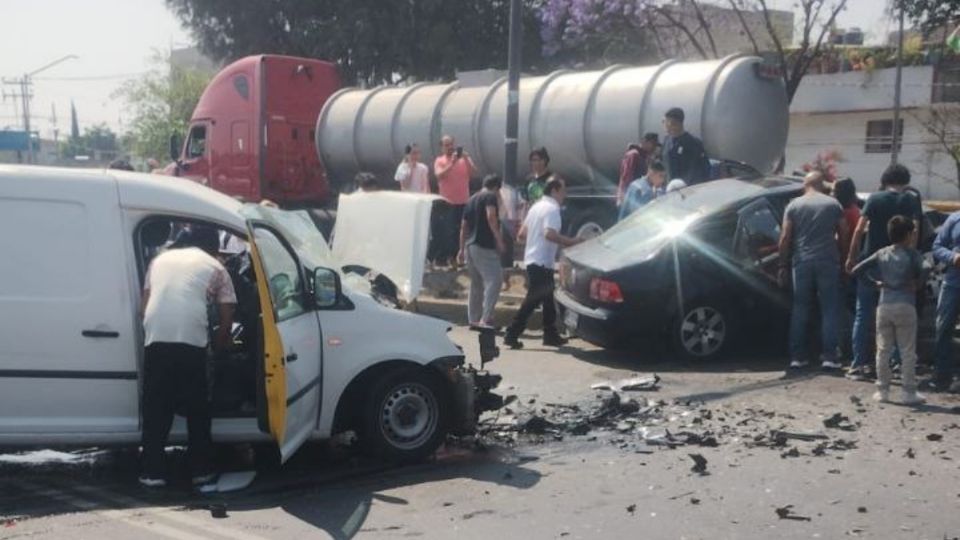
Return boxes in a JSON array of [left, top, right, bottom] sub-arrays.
[[555, 288, 627, 347]]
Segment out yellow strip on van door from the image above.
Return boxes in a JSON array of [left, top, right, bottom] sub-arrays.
[[247, 224, 287, 445]]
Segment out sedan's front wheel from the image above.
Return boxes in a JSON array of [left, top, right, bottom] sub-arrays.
[[671, 301, 732, 362]]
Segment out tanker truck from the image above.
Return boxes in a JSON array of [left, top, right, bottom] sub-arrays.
[[167, 54, 788, 237]]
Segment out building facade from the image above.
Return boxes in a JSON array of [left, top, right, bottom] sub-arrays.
[[786, 65, 960, 200]]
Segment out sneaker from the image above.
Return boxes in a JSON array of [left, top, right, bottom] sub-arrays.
[[503, 335, 523, 350], [192, 473, 217, 486], [789, 359, 809, 369], [901, 391, 927, 405], [845, 366, 868, 381], [821, 360, 843, 371], [138, 476, 167, 488], [920, 378, 950, 393], [543, 334, 568, 347], [872, 388, 890, 403]]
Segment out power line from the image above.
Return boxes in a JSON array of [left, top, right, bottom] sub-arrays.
[[32, 71, 149, 81]]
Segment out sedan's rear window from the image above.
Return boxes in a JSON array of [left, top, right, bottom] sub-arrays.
[[600, 180, 764, 252]]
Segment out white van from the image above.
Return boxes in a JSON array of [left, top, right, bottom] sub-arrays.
[[0, 166, 499, 463]]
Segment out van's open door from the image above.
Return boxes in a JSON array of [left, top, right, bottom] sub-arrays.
[[247, 221, 323, 462]]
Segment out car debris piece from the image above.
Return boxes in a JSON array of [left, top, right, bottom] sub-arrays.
[[904, 448, 916, 459], [823, 413, 857, 431], [780, 447, 801, 458], [690, 497, 701, 505], [688, 453, 708, 474], [926, 433, 943, 442], [590, 375, 661, 392], [626, 504, 637, 514], [520, 415, 557, 434], [857, 506, 867, 513], [775, 505, 812, 521], [849, 395, 863, 406]]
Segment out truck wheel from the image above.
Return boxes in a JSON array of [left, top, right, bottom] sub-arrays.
[[565, 208, 614, 240], [670, 300, 734, 362], [360, 368, 450, 463]]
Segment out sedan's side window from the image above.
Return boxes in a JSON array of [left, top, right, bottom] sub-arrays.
[[735, 200, 781, 263], [253, 227, 306, 321]]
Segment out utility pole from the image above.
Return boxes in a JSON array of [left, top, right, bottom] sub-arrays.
[[1, 55, 78, 165], [891, 0, 905, 165], [1, 77, 34, 163], [503, 0, 522, 188]]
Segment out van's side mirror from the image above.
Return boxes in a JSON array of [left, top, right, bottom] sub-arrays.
[[313, 267, 342, 309], [169, 133, 182, 162]]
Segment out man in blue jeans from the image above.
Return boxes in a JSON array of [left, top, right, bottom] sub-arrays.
[[844, 164, 923, 380], [778, 172, 850, 371], [929, 210, 960, 392]]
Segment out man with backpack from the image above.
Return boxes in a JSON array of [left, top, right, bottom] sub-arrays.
[[616, 133, 660, 206]]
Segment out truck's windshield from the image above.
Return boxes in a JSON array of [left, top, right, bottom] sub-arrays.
[[239, 205, 335, 272]]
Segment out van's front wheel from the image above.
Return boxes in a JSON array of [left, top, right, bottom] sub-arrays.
[[360, 368, 449, 463]]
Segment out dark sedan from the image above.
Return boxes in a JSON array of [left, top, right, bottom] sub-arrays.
[[556, 177, 807, 361]]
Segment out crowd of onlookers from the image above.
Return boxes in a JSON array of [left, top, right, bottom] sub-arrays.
[[781, 162, 960, 405]]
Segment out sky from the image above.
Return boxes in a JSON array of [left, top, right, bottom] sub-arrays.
[[0, 0, 894, 140]]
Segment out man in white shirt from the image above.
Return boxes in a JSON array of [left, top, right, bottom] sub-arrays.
[[395, 143, 431, 193], [139, 225, 237, 491], [504, 177, 582, 349]]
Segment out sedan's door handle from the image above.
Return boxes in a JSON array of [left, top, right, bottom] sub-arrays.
[[285, 353, 299, 363], [82, 330, 119, 338]]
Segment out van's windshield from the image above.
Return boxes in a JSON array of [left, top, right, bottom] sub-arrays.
[[239, 205, 334, 272]]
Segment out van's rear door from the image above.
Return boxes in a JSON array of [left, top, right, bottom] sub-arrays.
[[247, 220, 322, 462], [0, 169, 139, 437]]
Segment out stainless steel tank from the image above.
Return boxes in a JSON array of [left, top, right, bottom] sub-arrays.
[[316, 55, 789, 187]]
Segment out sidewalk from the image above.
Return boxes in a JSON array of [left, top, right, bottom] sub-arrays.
[[414, 267, 543, 330]]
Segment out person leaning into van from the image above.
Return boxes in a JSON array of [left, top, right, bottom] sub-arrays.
[[139, 225, 237, 491]]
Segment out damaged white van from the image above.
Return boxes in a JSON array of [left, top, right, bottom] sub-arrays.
[[0, 166, 499, 463]]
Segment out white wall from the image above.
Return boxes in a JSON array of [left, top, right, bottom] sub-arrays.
[[785, 108, 960, 201], [791, 66, 934, 114]]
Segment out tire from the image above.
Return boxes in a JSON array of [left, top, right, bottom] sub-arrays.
[[359, 368, 450, 463], [567, 209, 613, 240], [671, 300, 734, 362]]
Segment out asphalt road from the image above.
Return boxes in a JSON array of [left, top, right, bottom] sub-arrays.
[[2, 325, 960, 539]]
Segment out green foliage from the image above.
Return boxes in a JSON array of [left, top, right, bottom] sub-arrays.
[[898, 0, 960, 34], [165, 0, 548, 85], [60, 123, 119, 159], [113, 53, 211, 160]]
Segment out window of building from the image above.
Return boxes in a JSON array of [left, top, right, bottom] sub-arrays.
[[865, 119, 903, 153], [933, 68, 960, 103]]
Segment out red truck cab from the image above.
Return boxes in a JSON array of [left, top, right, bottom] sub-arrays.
[[170, 55, 341, 207]]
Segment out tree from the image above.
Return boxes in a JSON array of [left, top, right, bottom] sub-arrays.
[[898, 0, 960, 34], [537, 0, 848, 103], [69, 100, 79, 141], [60, 123, 119, 159], [916, 105, 960, 195], [165, 0, 548, 86], [539, 0, 659, 67], [113, 53, 212, 161]]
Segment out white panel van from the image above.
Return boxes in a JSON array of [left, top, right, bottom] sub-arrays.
[[0, 166, 499, 463]]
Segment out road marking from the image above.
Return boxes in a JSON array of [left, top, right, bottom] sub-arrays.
[[68, 483, 270, 540], [19, 480, 209, 540]]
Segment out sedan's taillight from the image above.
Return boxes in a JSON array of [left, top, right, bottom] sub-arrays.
[[590, 278, 623, 304]]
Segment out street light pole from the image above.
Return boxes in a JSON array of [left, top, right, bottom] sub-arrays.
[[891, 1, 905, 165], [503, 0, 522, 188]]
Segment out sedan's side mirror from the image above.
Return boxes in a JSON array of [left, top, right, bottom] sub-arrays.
[[313, 267, 342, 309]]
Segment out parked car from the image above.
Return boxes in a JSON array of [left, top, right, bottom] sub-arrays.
[[557, 176, 943, 362], [0, 166, 499, 463]]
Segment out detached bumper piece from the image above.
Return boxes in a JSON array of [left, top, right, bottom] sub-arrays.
[[450, 368, 503, 436]]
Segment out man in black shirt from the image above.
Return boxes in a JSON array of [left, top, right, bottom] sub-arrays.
[[844, 164, 923, 380], [662, 107, 709, 185], [458, 174, 506, 329]]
